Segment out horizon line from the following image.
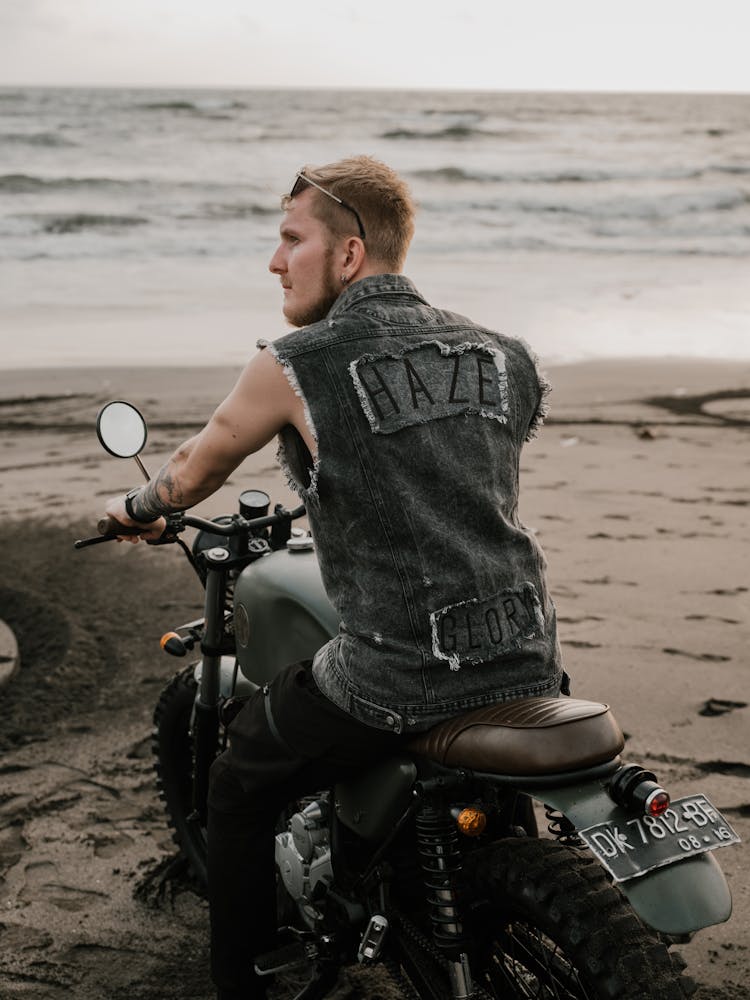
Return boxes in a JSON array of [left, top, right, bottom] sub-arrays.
[[0, 81, 748, 98]]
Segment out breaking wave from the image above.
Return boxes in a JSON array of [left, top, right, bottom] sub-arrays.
[[178, 201, 278, 220], [135, 98, 246, 115], [412, 165, 705, 185], [527, 188, 750, 219], [431, 188, 750, 221], [715, 163, 750, 176], [1, 132, 76, 148], [137, 100, 197, 111], [38, 213, 149, 234], [0, 173, 128, 193], [382, 125, 528, 141]]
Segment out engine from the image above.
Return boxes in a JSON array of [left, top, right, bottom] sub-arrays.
[[275, 799, 333, 929]]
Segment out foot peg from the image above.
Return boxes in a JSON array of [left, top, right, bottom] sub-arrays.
[[254, 933, 341, 1000], [357, 914, 388, 963], [254, 939, 312, 976]]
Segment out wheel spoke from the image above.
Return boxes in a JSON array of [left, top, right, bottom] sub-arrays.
[[482, 920, 594, 1000]]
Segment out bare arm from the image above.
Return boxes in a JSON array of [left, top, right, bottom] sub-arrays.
[[105, 347, 307, 533]]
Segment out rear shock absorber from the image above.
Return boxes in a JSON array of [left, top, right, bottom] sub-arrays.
[[416, 804, 474, 999]]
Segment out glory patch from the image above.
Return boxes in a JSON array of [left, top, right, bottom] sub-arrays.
[[349, 340, 509, 434], [430, 584, 545, 671]]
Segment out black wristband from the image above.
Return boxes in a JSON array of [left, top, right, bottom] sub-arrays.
[[124, 487, 160, 523]]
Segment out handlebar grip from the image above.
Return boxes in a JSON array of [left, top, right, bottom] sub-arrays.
[[74, 517, 141, 550], [97, 516, 140, 536]]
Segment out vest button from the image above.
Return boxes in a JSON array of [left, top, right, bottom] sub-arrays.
[[385, 715, 395, 727]]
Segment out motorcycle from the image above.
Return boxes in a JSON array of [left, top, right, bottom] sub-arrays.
[[76, 399, 740, 1000]]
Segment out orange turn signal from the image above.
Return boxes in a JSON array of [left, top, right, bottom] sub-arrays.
[[160, 632, 187, 657], [455, 807, 487, 837]]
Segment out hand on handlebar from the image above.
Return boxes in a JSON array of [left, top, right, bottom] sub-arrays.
[[103, 495, 167, 543], [76, 498, 306, 551]]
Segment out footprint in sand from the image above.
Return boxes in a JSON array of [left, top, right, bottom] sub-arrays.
[[0, 822, 28, 874], [581, 575, 637, 587], [662, 648, 731, 662], [558, 615, 604, 624], [587, 532, 648, 540], [19, 860, 109, 912], [0, 922, 53, 951], [685, 613, 742, 625], [85, 830, 135, 859], [699, 698, 748, 717], [696, 760, 750, 778]]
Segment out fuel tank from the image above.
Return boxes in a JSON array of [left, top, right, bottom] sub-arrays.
[[232, 545, 338, 686]]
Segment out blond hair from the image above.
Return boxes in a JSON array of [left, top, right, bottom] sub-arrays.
[[284, 156, 415, 271]]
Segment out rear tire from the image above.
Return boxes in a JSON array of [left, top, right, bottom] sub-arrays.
[[152, 664, 209, 891], [464, 837, 696, 999]]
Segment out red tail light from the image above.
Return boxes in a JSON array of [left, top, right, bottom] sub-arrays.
[[610, 764, 671, 817], [646, 789, 671, 817]]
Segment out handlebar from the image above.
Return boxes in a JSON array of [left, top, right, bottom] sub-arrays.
[[178, 504, 306, 535], [74, 503, 306, 550]]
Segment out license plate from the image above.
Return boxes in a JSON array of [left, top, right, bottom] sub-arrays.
[[578, 795, 740, 883]]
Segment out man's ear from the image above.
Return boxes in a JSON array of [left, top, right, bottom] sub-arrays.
[[341, 236, 366, 277]]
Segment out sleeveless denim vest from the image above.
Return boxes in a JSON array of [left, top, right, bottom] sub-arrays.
[[265, 274, 563, 734]]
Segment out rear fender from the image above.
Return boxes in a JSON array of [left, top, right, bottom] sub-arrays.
[[536, 781, 732, 935]]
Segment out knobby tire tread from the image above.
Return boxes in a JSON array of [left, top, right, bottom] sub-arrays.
[[152, 663, 209, 892], [464, 836, 696, 1000]]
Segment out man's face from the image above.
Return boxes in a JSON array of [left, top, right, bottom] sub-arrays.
[[269, 188, 342, 327]]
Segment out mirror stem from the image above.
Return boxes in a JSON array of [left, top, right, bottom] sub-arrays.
[[134, 454, 150, 482]]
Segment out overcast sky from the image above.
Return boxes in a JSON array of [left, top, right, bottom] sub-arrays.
[[1, 0, 748, 93]]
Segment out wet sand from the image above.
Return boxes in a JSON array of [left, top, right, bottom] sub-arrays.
[[0, 358, 748, 998]]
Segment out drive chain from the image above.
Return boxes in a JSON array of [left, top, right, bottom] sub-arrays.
[[385, 909, 492, 1000]]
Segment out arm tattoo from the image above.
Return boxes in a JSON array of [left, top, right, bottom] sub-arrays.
[[130, 465, 186, 520]]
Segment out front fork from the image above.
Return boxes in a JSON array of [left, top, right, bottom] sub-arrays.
[[193, 552, 229, 824]]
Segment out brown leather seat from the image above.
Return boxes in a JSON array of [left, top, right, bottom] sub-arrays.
[[407, 697, 625, 776]]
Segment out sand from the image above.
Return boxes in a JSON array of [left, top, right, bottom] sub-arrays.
[[0, 357, 748, 999]]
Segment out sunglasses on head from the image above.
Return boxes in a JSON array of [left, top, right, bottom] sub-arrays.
[[290, 170, 366, 241]]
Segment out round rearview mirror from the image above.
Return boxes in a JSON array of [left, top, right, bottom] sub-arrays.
[[96, 400, 148, 458]]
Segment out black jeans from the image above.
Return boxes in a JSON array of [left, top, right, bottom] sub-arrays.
[[207, 660, 412, 998]]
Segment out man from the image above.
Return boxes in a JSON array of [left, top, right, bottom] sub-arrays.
[[105, 156, 563, 999]]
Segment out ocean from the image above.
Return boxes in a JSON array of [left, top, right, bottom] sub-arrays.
[[1, 86, 749, 367]]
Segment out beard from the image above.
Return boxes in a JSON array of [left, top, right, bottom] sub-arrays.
[[285, 283, 340, 327], [284, 247, 342, 328]]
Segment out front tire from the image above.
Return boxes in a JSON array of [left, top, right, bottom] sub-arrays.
[[464, 837, 696, 999], [152, 664, 209, 891]]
